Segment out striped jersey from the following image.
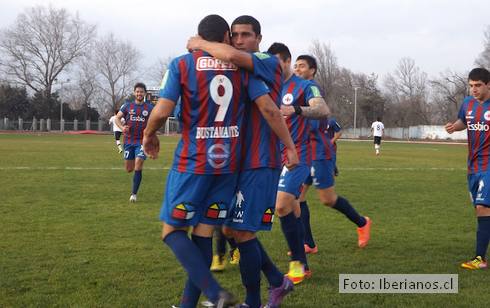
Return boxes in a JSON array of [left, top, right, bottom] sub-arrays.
[[457, 96, 490, 174], [159, 50, 269, 175], [327, 117, 341, 152], [119, 100, 154, 145], [309, 118, 335, 161], [240, 52, 283, 170], [281, 74, 322, 165]]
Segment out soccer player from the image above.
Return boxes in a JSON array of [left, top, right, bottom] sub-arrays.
[[187, 16, 299, 307], [109, 110, 124, 153], [115, 83, 154, 203], [267, 44, 330, 285], [210, 227, 239, 272], [445, 67, 490, 270], [293, 54, 371, 256], [370, 117, 384, 155], [144, 15, 296, 308]]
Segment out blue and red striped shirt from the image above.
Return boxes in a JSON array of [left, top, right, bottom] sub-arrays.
[[309, 118, 335, 161], [281, 75, 322, 165], [119, 100, 154, 145], [159, 50, 269, 175], [458, 96, 490, 174], [239, 52, 283, 170]]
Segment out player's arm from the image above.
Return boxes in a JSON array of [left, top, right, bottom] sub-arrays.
[[187, 36, 254, 71], [143, 98, 176, 159], [332, 131, 342, 143], [445, 119, 466, 134], [254, 94, 299, 169], [115, 111, 127, 133], [281, 97, 330, 119]]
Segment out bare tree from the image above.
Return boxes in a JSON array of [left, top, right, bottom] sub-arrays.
[[476, 25, 490, 70], [430, 70, 468, 123], [0, 5, 95, 99], [383, 58, 430, 126], [146, 56, 172, 87], [310, 40, 339, 102], [93, 33, 140, 114]]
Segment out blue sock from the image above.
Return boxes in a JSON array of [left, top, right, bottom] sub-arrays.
[[163, 230, 221, 302], [300, 201, 316, 248], [181, 234, 213, 308], [257, 240, 283, 288], [296, 218, 308, 268], [215, 230, 227, 256], [227, 237, 238, 249], [237, 238, 262, 308], [132, 170, 142, 194], [333, 196, 366, 227], [476, 216, 490, 259], [280, 212, 307, 267]]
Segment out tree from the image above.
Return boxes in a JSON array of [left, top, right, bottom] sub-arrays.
[[383, 58, 430, 126], [0, 84, 30, 118], [93, 33, 140, 115], [146, 57, 172, 87], [476, 25, 490, 70], [430, 70, 468, 123], [0, 5, 96, 100]]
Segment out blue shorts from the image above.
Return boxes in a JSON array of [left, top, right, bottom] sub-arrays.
[[308, 159, 335, 189], [160, 170, 239, 227], [225, 168, 280, 232], [468, 172, 490, 207], [124, 144, 146, 160], [278, 164, 310, 198]]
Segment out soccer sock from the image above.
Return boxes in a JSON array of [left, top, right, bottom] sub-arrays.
[[300, 201, 316, 248], [333, 196, 367, 227], [181, 234, 213, 308], [296, 217, 308, 268], [116, 140, 121, 146], [237, 238, 262, 308], [476, 216, 490, 259], [280, 212, 307, 266], [216, 230, 227, 257], [227, 236, 238, 250], [132, 170, 142, 195], [163, 230, 221, 302], [257, 240, 283, 287]]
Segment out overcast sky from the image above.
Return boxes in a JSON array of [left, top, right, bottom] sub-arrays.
[[1, 0, 489, 86]]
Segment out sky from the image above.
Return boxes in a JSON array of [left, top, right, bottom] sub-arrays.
[[1, 0, 489, 86]]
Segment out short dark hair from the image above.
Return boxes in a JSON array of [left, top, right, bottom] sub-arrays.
[[267, 42, 291, 62], [296, 55, 317, 76], [468, 68, 490, 83], [134, 82, 147, 92], [198, 14, 229, 43], [377, 117, 382, 122], [232, 15, 261, 35]]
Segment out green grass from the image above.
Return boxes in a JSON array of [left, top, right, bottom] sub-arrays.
[[0, 134, 486, 307]]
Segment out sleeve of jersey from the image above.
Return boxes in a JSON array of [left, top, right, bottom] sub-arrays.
[[119, 102, 128, 114], [457, 100, 467, 124], [158, 58, 182, 103], [334, 122, 342, 131], [247, 76, 270, 101], [304, 82, 323, 105], [251, 52, 278, 83]]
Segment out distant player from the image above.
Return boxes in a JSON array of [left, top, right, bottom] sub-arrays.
[[187, 15, 299, 307], [143, 14, 293, 307], [445, 67, 490, 270], [115, 83, 154, 203], [109, 111, 124, 153], [370, 117, 384, 155], [326, 117, 342, 176], [268, 43, 330, 285], [294, 54, 371, 256]]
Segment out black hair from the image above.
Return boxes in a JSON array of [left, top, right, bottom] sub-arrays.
[[267, 42, 291, 62], [296, 55, 318, 76], [231, 15, 261, 35], [134, 82, 147, 92], [377, 117, 381, 122], [198, 14, 230, 43], [468, 68, 490, 83]]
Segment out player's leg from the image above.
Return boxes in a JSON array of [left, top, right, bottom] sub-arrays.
[[276, 165, 311, 284], [374, 137, 381, 155], [161, 171, 237, 306], [298, 179, 317, 253], [314, 159, 371, 248], [462, 174, 490, 269], [130, 146, 146, 202], [114, 131, 123, 153], [210, 227, 227, 272]]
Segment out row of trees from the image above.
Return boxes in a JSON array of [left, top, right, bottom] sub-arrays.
[[0, 5, 489, 127]]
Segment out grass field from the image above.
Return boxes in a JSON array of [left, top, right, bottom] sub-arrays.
[[0, 133, 487, 307]]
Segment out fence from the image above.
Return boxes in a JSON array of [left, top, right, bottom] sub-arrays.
[[343, 125, 467, 141], [0, 117, 180, 135]]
